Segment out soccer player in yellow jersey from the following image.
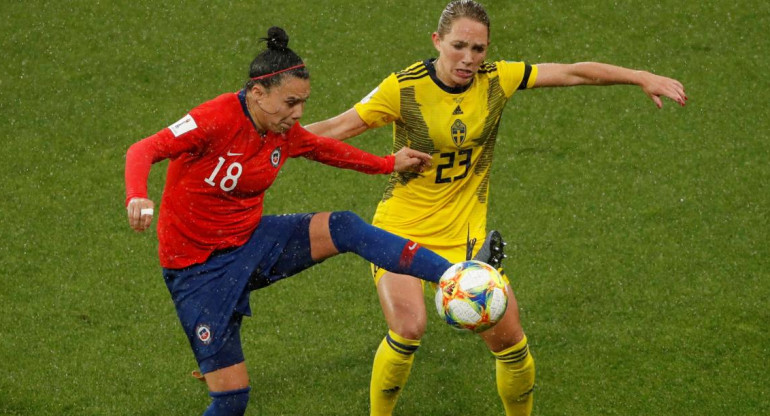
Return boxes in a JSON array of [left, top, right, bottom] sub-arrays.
[[307, 1, 687, 414]]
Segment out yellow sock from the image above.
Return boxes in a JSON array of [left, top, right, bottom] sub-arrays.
[[370, 330, 420, 416], [493, 335, 535, 416]]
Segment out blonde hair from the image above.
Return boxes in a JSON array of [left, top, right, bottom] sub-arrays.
[[436, 0, 490, 38]]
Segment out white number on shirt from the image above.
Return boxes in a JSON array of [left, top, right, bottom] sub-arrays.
[[204, 156, 243, 192]]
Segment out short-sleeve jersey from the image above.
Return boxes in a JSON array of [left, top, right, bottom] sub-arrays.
[[354, 59, 537, 246]]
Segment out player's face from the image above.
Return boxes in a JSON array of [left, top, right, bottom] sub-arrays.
[[257, 77, 311, 133], [432, 17, 489, 88]]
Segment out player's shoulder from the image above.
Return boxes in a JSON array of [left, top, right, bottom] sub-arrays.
[[478, 60, 526, 76], [394, 60, 431, 84], [480, 60, 533, 91], [479, 61, 500, 74], [191, 92, 241, 122], [196, 92, 240, 114], [182, 92, 242, 138]]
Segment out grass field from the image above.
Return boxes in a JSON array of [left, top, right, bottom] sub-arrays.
[[1, 0, 768, 415]]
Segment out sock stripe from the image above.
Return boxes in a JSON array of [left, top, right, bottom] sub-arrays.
[[209, 386, 251, 398], [496, 344, 529, 364], [386, 333, 419, 356]]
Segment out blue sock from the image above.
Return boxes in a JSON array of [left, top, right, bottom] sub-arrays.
[[203, 387, 250, 416], [328, 211, 451, 283]]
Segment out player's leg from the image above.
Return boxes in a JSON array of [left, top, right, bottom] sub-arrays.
[[203, 362, 250, 392], [201, 363, 251, 416], [196, 314, 252, 416], [308, 211, 433, 415], [479, 284, 535, 416], [307, 211, 452, 282], [163, 253, 254, 416], [370, 271, 427, 416]]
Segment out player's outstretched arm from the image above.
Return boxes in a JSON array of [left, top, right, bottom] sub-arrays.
[[305, 108, 370, 141], [534, 62, 687, 108]]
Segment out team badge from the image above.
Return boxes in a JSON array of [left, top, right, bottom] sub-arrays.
[[270, 147, 282, 167], [196, 324, 212, 344], [451, 119, 467, 147]]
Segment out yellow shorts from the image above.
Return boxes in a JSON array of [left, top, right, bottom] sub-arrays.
[[370, 237, 509, 287]]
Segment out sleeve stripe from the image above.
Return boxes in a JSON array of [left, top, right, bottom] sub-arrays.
[[478, 61, 497, 74], [517, 64, 533, 90], [397, 66, 429, 82]]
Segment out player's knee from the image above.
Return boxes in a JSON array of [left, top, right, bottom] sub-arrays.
[[203, 387, 250, 416], [328, 210, 366, 252], [391, 317, 427, 340], [329, 210, 364, 229]]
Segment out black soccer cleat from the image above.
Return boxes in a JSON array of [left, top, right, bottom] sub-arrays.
[[472, 230, 506, 270]]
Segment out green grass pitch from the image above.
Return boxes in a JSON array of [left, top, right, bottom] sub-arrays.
[[1, 0, 768, 414]]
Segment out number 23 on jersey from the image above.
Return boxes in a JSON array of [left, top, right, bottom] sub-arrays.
[[435, 148, 472, 184]]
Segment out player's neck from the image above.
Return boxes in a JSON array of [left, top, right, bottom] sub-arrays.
[[433, 58, 454, 87], [245, 93, 268, 136], [433, 58, 471, 89]]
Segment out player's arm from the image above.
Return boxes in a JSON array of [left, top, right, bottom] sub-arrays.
[[124, 122, 203, 232], [125, 136, 161, 232], [294, 125, 430, 174], [533, 62, 687, 108], [304, 107, 371, 141]]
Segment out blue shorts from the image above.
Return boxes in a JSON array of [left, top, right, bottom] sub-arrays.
[[162, 213, 319, 374]]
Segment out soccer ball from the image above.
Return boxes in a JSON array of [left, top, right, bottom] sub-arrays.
[[435, 260, 508, 333]]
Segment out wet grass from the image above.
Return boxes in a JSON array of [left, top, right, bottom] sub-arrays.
[[1, 0, 768, 415]]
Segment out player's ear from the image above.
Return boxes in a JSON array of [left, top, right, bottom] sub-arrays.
[[431, 32, 442, 52], [251, 83, 267, 99]]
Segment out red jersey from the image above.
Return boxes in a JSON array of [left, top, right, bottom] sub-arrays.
[[125, 90, 395, 269]]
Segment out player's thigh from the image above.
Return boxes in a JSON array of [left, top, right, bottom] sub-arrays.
[[204, 361, 249, 392], [307, 212, 337, 261], [377, 271, 428, 339], [479, 284, 525, 353]]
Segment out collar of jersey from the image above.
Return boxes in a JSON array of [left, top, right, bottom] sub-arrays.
[[424, 58, 474, 94]]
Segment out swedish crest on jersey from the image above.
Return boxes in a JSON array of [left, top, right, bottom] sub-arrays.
[[451, 119, 467, 147]]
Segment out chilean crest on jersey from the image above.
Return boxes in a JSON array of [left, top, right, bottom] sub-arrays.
[[196, 324, 212, 345], [270, 147, 282, 167], [451, 119, 467, 147]]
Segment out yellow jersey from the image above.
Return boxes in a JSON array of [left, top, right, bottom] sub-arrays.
[[354, 59, 537, 247]]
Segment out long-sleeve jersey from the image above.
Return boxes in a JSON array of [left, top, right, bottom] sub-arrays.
[[126, 89, 395, 269]]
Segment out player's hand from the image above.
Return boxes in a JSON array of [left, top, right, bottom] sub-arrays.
[[393, 147, 433, 173], [639, 72, 687, 108], [127, 197, 155, 232]]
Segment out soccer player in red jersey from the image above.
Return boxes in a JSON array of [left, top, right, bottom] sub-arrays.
[[125, 27, 464, 416]]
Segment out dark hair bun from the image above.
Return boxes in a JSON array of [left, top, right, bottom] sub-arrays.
[[265, 26, 289, 51]]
